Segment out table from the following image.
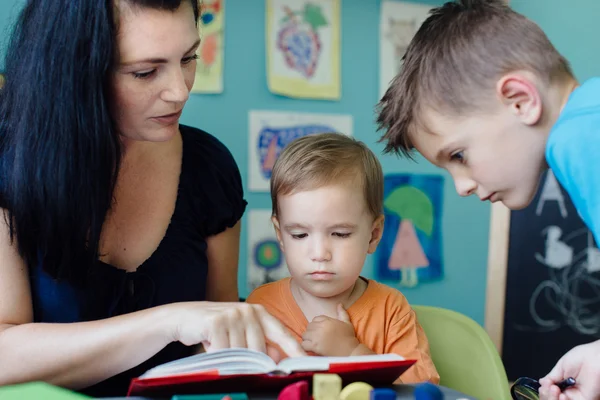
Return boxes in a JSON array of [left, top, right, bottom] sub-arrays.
[[0, 381, 476, 399], [101, 385, 476, 400]]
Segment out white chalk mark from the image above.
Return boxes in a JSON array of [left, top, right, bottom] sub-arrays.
[[536, 170, 568, 218], [586, 231, 600, 273], [535, 226, 573, 269], [522, 228, 600, 337]]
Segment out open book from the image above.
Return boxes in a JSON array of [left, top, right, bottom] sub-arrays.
[[128, 348, 416, 397]]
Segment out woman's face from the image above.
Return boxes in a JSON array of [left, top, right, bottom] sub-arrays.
[[111, 1, 199, 143]]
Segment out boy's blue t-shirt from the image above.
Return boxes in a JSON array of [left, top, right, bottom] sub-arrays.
[[545, 77, 600, 245]]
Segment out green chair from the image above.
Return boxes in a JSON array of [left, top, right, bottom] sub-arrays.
[[412, 305, 511, 400]]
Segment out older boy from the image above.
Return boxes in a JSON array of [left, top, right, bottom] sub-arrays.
[[375, 0, 600, 398], [246, 133, 439, 384]]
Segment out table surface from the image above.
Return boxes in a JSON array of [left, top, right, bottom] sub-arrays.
[[100, 384, 476, 400]]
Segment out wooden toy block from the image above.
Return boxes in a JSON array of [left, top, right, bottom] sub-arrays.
[[312, 373, 342, 400], [277, 380, 309, 400], [339, 381, 374, 400], [369, 388, 397, 400]]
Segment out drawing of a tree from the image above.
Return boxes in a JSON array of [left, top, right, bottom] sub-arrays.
[[384, 185, 433, 287]]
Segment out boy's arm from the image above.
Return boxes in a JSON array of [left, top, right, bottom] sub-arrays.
[[385, 309, 440, 385], [546, 115, 600, 245]]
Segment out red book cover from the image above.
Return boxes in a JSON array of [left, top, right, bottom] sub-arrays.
[[127, 349, 416, 397]]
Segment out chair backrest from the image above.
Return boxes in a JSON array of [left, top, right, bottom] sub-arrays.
[[412, 305, 511, 400]]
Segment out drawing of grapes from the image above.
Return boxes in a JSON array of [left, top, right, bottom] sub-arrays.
[[277, 3, 328, 78]]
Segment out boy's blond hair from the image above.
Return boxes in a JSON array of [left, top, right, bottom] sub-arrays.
[[270, 133, 383, 219], [376, 0, 574, 157]]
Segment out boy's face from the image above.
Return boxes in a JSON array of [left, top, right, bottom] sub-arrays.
[[272, 183, 384, 299], [411, 103, 547, 210]]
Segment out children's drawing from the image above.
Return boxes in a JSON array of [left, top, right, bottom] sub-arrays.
[[376, 174, 444, 287], [247, 209, 290, 292], [266, 0, 340, 100], [278, 4, 326, 79], [379, 1, 433, 99], [386, 18, 417, 75], [248, 110, 353, 192], [192, 0, 224, 93]]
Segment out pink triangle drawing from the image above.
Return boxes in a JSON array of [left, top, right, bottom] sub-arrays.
[[262, 136, 278, 173], [389, 219, 429, 270]]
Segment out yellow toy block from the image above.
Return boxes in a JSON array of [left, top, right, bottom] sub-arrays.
[[312, 373, 342, 400], [339, 381, 374, 400]]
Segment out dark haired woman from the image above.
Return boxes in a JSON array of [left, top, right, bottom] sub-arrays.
[[0, 0, 303, 396]]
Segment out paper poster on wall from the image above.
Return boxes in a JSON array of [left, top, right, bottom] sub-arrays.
[[192, 0, 224, 93], [266, 0, 341, 100], [247, 209, 290, 292], [248, 110, 353, 192], [375, 174, 444, 287], [379, 1, 433, 99]]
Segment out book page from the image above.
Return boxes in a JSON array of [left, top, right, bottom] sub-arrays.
[[140, 348, 277, 379], [276, 353, 405, 374]]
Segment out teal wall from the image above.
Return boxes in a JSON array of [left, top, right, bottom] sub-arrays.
[[0, 0, 22, 70], [511, 0, 600, 82], [11, 0, 578, 326]]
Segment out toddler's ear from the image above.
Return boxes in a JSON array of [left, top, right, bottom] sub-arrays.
[[368, 215, 385, 253], [496, 72, 542, 126], [271, 215, 284, 251]]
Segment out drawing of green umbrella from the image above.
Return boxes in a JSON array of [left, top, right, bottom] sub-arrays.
[[384, 185, 433, 287]]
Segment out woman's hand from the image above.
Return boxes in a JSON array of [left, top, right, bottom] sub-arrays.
[[170, 302, 305, 360]]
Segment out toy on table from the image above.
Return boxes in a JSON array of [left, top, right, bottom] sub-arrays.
[[370, 388, 397, 400], [340, 382, 374, 400], [277, 373, 405, 400], [277, 381, 309, 400], [172, 394, 249, 400], [312, 373, 343, 400], [413, 383, 443, 400]]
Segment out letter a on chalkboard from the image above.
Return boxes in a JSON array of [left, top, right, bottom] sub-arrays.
[[536, 171, 567, 218]]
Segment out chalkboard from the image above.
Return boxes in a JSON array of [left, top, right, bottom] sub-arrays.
[[501, 170, 600, 380]]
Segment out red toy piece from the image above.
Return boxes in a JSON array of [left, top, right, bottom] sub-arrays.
[[277, 380, 310, 400]]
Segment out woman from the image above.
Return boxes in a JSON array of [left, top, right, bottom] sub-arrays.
[[0, 0, 303, 397]]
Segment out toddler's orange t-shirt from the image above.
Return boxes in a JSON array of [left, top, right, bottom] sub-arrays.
[[246, 277, 440, 384]]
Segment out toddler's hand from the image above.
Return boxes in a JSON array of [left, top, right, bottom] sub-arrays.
[[301, 304, 359, 357]]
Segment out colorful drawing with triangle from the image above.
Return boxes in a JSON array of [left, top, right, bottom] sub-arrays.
[[376, 174, 444, 287]]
